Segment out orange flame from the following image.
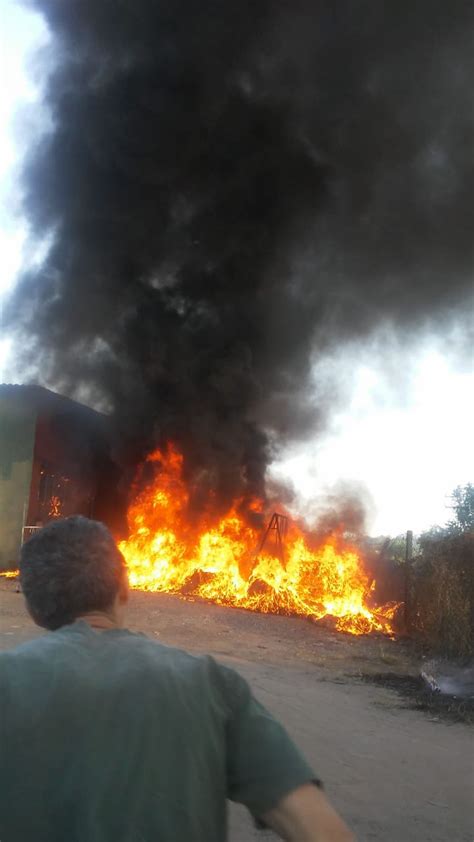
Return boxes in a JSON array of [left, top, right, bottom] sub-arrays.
[[49, 496, 62, 518], [120, 445, 399, 635]]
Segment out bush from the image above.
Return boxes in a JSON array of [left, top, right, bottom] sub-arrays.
[[411, 531, 473, 658]]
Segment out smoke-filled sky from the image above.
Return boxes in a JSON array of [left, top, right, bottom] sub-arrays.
[[1, 0, 473, 534]]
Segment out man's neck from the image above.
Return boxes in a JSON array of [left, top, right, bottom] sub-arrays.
[[76, 611, 120, 631]]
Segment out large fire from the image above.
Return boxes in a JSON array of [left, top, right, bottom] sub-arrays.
[[120, 446, 398, 635]]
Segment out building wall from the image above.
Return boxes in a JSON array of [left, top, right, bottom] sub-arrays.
[[0, 394, 37, 569], [0, 385, 125, 564]]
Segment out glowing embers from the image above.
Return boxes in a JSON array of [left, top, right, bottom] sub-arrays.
[[119, 445, 398, 635]]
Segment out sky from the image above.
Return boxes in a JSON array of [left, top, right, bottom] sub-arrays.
[[0, 0, 472, 537], [0, 0, 48, 367], [270, 347, 473, 535]]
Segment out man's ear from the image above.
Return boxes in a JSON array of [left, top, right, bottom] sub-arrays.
[[119, 569, 129, 604]]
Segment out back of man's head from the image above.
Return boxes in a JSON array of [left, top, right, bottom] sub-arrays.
[[20, 516, 126, 630]]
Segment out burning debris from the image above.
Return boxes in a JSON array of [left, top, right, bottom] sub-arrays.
[[119, 445, 399, 635], [48, 495, 62, 518]]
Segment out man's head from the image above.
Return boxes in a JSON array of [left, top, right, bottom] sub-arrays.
[[20, 516, 128, 630]]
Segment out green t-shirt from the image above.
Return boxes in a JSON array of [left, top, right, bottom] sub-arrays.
[[0, 621, 315, 841]]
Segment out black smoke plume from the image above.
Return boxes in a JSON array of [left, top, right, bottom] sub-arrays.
[[6, 0, 473, 517]]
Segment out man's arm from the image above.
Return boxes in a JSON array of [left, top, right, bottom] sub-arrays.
[[213, 659, 354, 838], [262, 783, 355, 842]]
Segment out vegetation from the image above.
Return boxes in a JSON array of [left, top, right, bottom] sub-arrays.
[[368, 484, 473, 657], [409, 484, 473, 658]]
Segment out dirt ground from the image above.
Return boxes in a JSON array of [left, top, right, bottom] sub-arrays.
[[1, 581, 472, 842]]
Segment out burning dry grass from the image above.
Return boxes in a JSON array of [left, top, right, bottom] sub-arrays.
[[119, 446, 399, 635]]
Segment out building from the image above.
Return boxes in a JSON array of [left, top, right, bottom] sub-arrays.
[[0, 385, 120, 570]]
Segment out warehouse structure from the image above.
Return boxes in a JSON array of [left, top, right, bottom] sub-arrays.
[[0, 385, 119, 570]]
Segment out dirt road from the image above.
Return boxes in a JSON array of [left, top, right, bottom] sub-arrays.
[[0, 583, 472, 841]]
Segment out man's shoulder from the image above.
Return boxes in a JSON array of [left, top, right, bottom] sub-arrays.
[[0, 633, 61, 695], [105, 625, 198, 659], [0, 623, 241, 703], [112, 627, 212, 669], [116, 628, 229, 686], [0, 632, 57, 661], [0, 623, 213, 674], [99, 627, 244, 710]]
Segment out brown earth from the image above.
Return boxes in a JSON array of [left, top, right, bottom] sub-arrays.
[[0, 581, 472, 841]]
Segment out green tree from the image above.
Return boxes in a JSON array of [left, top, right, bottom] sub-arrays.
[[447, 483, 474, 533]]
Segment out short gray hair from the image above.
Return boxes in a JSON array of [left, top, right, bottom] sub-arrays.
[[20, 516, 126, 630]]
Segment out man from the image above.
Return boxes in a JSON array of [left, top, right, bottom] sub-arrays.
[[0, 516, 353, 841]]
